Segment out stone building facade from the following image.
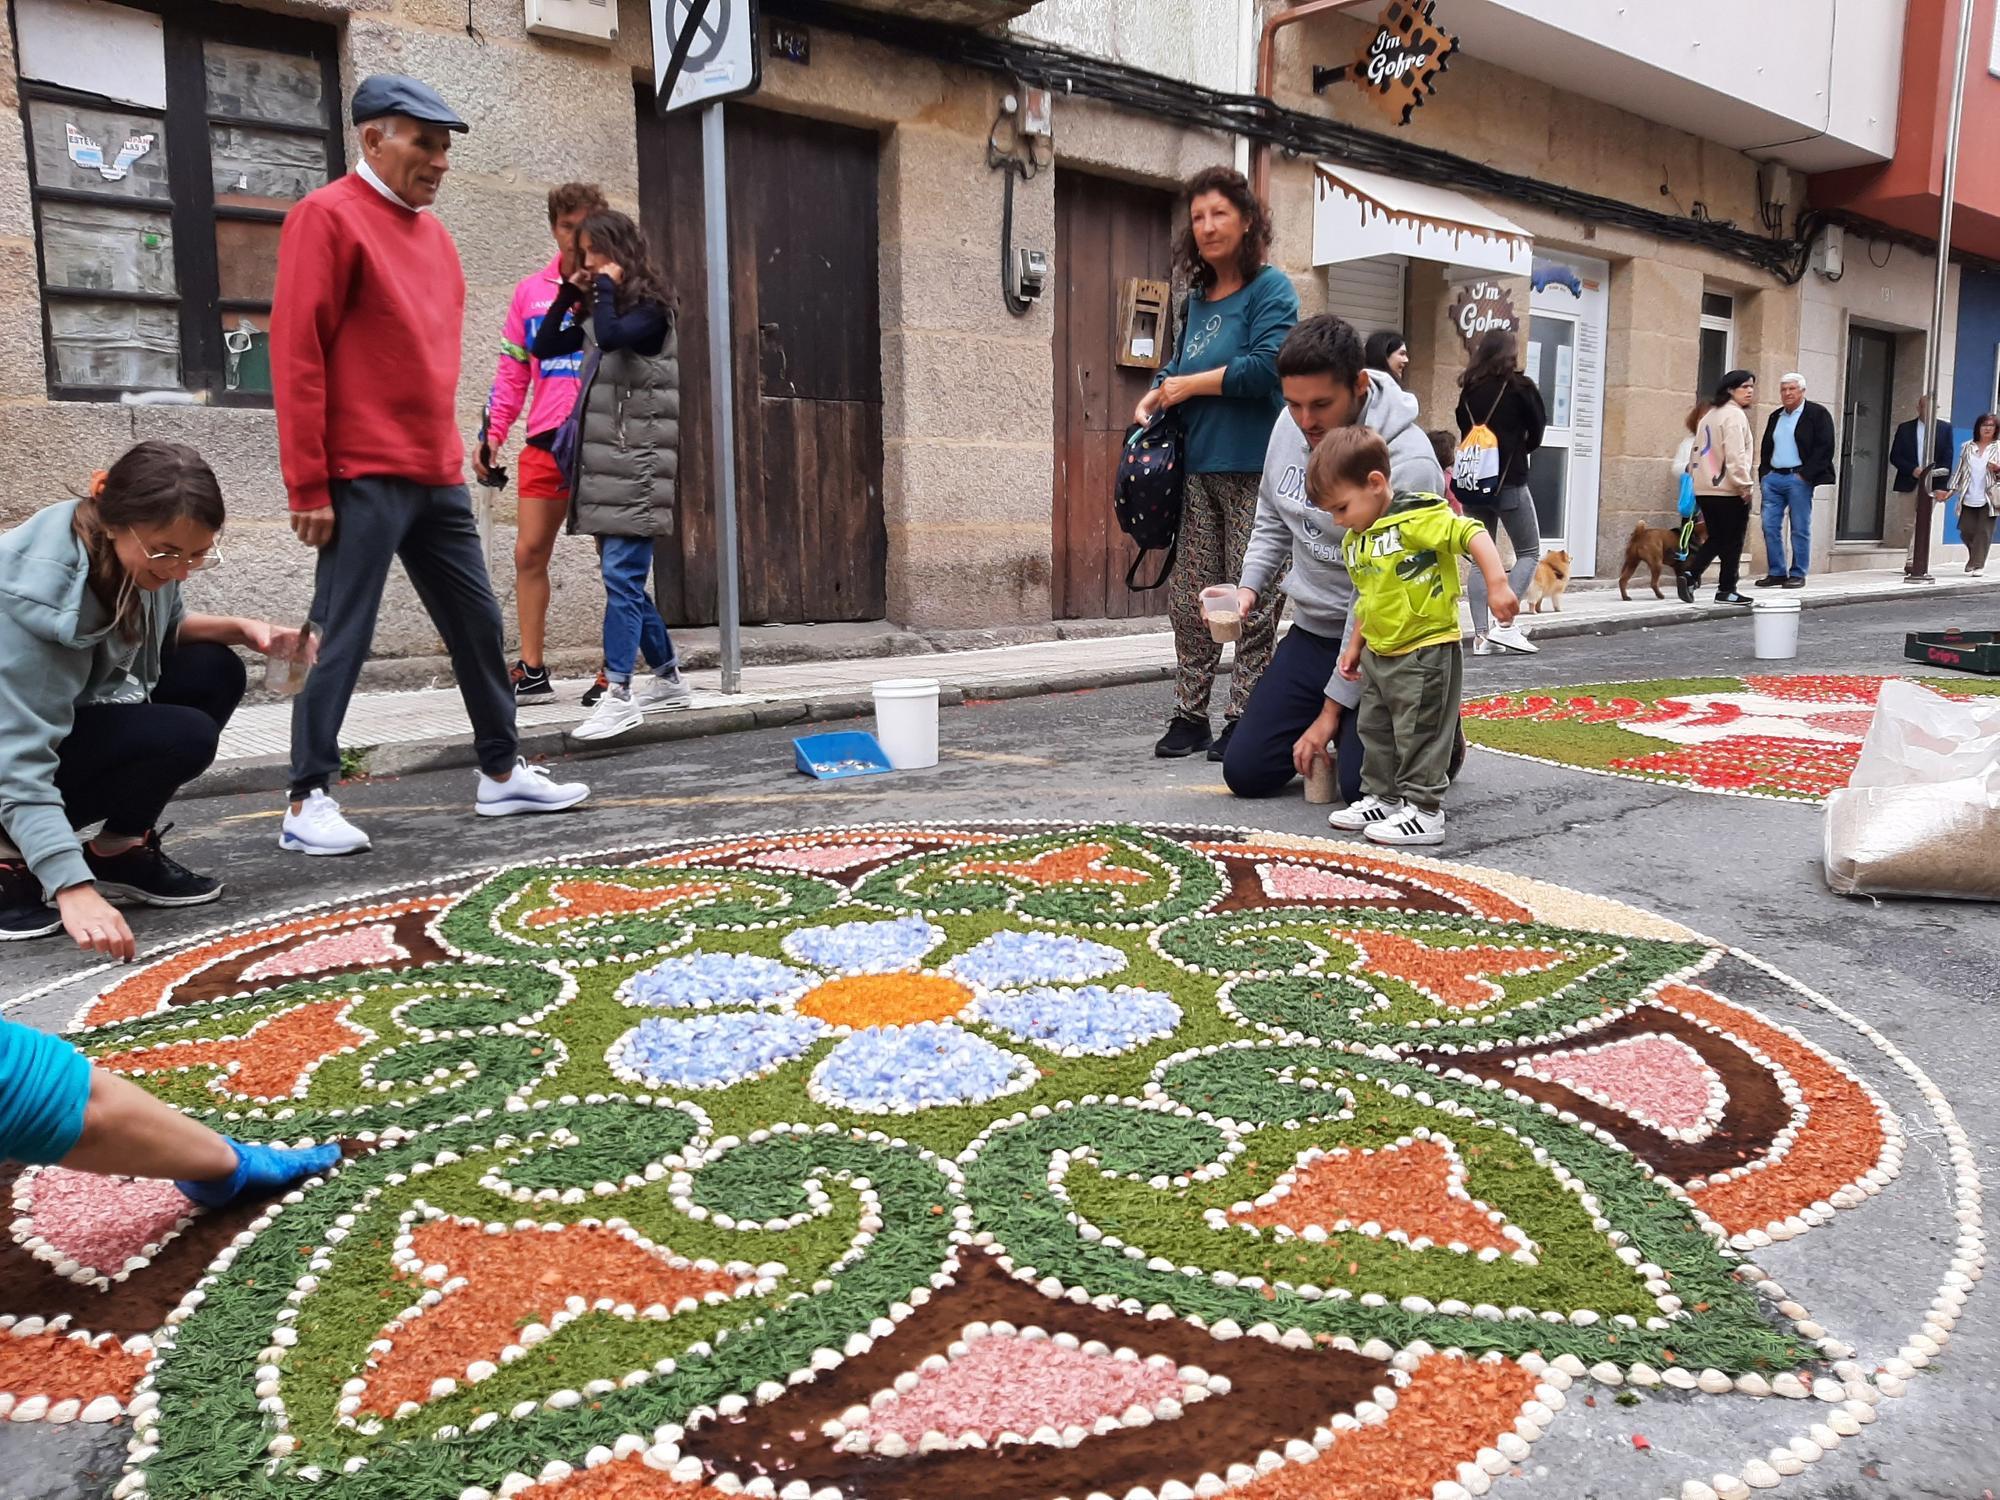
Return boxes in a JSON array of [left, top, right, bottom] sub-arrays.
[[0, 0, 1974, 671]]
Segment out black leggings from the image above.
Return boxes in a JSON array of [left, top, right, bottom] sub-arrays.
[[54, 642, 245, 837], [1683, 494, 1750, 595]]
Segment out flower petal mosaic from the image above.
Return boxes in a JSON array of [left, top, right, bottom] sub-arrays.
[[1460, 673, 2000, 802], [0, 824, 1980, 1500]]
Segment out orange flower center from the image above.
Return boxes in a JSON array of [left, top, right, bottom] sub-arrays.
[[796, 972, 973, 1028]]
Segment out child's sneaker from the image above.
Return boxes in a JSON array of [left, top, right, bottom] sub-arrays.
[[1365, 804, 1445, 846], [580, 668, 610, 707], [1471, 634, 1501, 656], [1327, 794, 1403, 831], [511, 660, 553, 699]]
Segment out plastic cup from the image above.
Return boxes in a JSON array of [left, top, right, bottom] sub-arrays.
[[265, 620, 322, 696], [1304, 755, 1338, 804], [1200, 585, 1243, 644]]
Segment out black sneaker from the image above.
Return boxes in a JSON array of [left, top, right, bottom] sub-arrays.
[[0, 860, 60, 942], [1781, 577, 1807, 589], [581, 668, 609, 708], [1715, 591, 1753, 606], [1675, 571, 1696, 604], [512, 660, 553, 700], [1206, 719, 1237, 763], [84, 828, 223, 908], [1154, 714, 1212, 759], [1754, 576, 1786, 588]]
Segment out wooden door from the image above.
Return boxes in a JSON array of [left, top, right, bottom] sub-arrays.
[[1052, 170, 1176, 620], [636, 95, 886, 625], [1837, 326, 1895, 542]]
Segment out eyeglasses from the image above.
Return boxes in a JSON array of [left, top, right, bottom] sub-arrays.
[[130, 532, 224, 573]]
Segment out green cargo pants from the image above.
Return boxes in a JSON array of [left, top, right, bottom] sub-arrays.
[[1356, 639, 1464, 813]]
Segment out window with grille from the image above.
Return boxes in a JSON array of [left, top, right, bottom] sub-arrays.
[[13, 0, 342, 402]]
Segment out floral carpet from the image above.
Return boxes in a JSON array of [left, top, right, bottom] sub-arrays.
[[0, 825, 1978, 1500], [1460, 673, 2000, 802]]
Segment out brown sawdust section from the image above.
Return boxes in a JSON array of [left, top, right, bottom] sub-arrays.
[[1193, 844, 1535, 922], [1428, 1002, 1790, 1181], [681, 1256, 1385, 1500], [0, 1327, 149, 1402]]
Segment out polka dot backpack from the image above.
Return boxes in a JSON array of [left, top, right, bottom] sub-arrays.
[[1115, 410, 1187, 592]]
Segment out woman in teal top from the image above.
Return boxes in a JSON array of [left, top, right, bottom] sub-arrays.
[[1135, 166, 1299, 762]]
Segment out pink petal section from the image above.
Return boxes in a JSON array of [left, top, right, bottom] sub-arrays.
[[857, 1332, 1183, 1445], [21, 1167, 191, 1274], [241, 923, 411, 983], [1518, 1035, 1723, 1134], [1256, 863, 1400, 903], [747, 842, 910, 874]]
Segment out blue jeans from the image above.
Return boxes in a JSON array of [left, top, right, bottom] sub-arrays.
[[1761, 473, 1813, 579], [599, 535, 676, 684]]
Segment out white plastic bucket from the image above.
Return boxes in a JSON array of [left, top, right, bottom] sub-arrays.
[[872, 678, 941, 769], [1751, 597, 1803, 660]]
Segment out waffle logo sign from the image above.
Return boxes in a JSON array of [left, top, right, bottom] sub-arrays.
[[1351, 0, 1457, 126], [1451, 282, 1518, 352]]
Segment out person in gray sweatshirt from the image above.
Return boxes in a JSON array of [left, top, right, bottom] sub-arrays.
[[1222, 315, 1458, 802]]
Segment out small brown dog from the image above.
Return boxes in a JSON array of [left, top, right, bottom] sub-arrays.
[[1619, 518, 1707, 599], [1525, 549, 1571, 612]]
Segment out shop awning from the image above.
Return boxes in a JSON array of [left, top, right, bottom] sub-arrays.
[[1313, 164, 1532, 277]]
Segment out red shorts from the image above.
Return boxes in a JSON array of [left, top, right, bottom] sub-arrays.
[[517, 444, 569, 501]]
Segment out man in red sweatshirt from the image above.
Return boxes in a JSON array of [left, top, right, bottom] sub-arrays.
[[270, 74, 589, 855]]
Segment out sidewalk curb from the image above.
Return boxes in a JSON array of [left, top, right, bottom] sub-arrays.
[[188, 582, 1981, 802]]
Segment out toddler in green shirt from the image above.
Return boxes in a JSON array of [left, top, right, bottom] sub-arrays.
[[1307, 425, 1518, 845]]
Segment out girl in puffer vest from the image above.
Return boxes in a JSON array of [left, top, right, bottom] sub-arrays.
[[533, 209, 691, 741]]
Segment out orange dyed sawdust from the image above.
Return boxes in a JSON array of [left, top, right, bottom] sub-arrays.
[[1328, 929, 1570, 1010], [523, 882, 724, 929], [1190, 844, 1537, 922], [1232, 1139, 1519, 1256], [361, 1220, 743, 1416], [796, 972, 974, 1028], [81, 899, 445, 1026], [955, 843, 1149, 887], [520, 1459, 725, 1497], [0, 1330, 147, 1403], [1664, 985, 1888, 1234], [94, 999, 366, 1100], [1237, 1353, 1538, 1500]]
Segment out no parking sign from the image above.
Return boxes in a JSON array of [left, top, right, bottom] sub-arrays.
[[654, 0, 761, 113]]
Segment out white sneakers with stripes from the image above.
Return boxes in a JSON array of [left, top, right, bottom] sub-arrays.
[[1326, 795, 1446, 847]]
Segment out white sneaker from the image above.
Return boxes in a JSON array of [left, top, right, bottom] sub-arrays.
[[280, 790, 371, 856], [1471, 634, 1500, 656], [571, 683, 642, 741], [477, 758, 590, 817], [1484, 621, 1540, 654], [633, 670, 692, 712], [1365, 804, 1446, 847], [1327, 794, 1404, 831]]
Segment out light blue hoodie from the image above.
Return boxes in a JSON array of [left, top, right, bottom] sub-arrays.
[[0, 500, 186, 898]]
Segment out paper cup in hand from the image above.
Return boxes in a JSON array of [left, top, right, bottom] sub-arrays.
[[265, 620, 322, 696], [1200, 585, 1243, 643]]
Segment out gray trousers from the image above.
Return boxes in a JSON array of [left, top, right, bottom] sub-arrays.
[[289, 477, 517, 798], [1461, 483, 1540, 633], [1357, 640, 1464, 814]]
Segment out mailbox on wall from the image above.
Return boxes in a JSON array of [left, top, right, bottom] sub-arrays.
[[1116, 277, 1172, 370]]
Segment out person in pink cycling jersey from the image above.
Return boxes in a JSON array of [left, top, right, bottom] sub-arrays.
[[475, 182, 607, 700]]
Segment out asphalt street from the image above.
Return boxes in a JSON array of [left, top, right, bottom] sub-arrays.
[[3, 592, 1997, 1499]]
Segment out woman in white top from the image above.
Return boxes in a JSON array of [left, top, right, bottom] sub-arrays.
[[1946, 412, 1998, 576]]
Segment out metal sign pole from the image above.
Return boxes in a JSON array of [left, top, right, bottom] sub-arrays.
[[1908, 0, 1978, 585], [703, 100, 743, 694]]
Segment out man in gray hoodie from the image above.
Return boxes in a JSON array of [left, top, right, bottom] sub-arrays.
[[1222, 315, 1453, 802]]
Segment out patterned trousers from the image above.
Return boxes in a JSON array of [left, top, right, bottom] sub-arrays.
[[1167, 471, 1283, 720]]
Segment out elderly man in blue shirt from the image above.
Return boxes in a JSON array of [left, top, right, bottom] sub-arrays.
[[1756, 372, 1837, 587]]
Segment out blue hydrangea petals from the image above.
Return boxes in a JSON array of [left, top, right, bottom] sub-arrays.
[[947, 930, 1128, 991], [611, 1012, 823, 1091], [811, 1022, 1035, 1113], [968, 985, 1181, 1056], [781, 916, 944, 975], [626, 952, 812, 1010]]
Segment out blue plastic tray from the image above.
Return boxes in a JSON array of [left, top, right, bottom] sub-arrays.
[[793, 731, 895, 779]]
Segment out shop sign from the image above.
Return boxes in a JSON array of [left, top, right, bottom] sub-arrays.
[[1352, 0, 1456, 126], [1451, 280, 1518, 352]]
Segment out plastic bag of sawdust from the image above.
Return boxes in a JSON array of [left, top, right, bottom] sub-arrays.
[[1824, 681, 2000, 901]]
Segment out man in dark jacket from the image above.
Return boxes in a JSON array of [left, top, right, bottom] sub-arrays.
[[1755, 373, 1837, 587], [1890, 397, 1954, 495]]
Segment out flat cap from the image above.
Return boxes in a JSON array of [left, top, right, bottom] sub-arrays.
[[350, 74, 468, 132]]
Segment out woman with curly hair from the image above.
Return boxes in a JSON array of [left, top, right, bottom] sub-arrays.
[[1134, 166, 1299, 762], [533, 208, 692, 741]]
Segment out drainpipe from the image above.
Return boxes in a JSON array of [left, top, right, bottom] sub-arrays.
[[1252, 0, 1376, 204], [1234, 0, 1257, 176]]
